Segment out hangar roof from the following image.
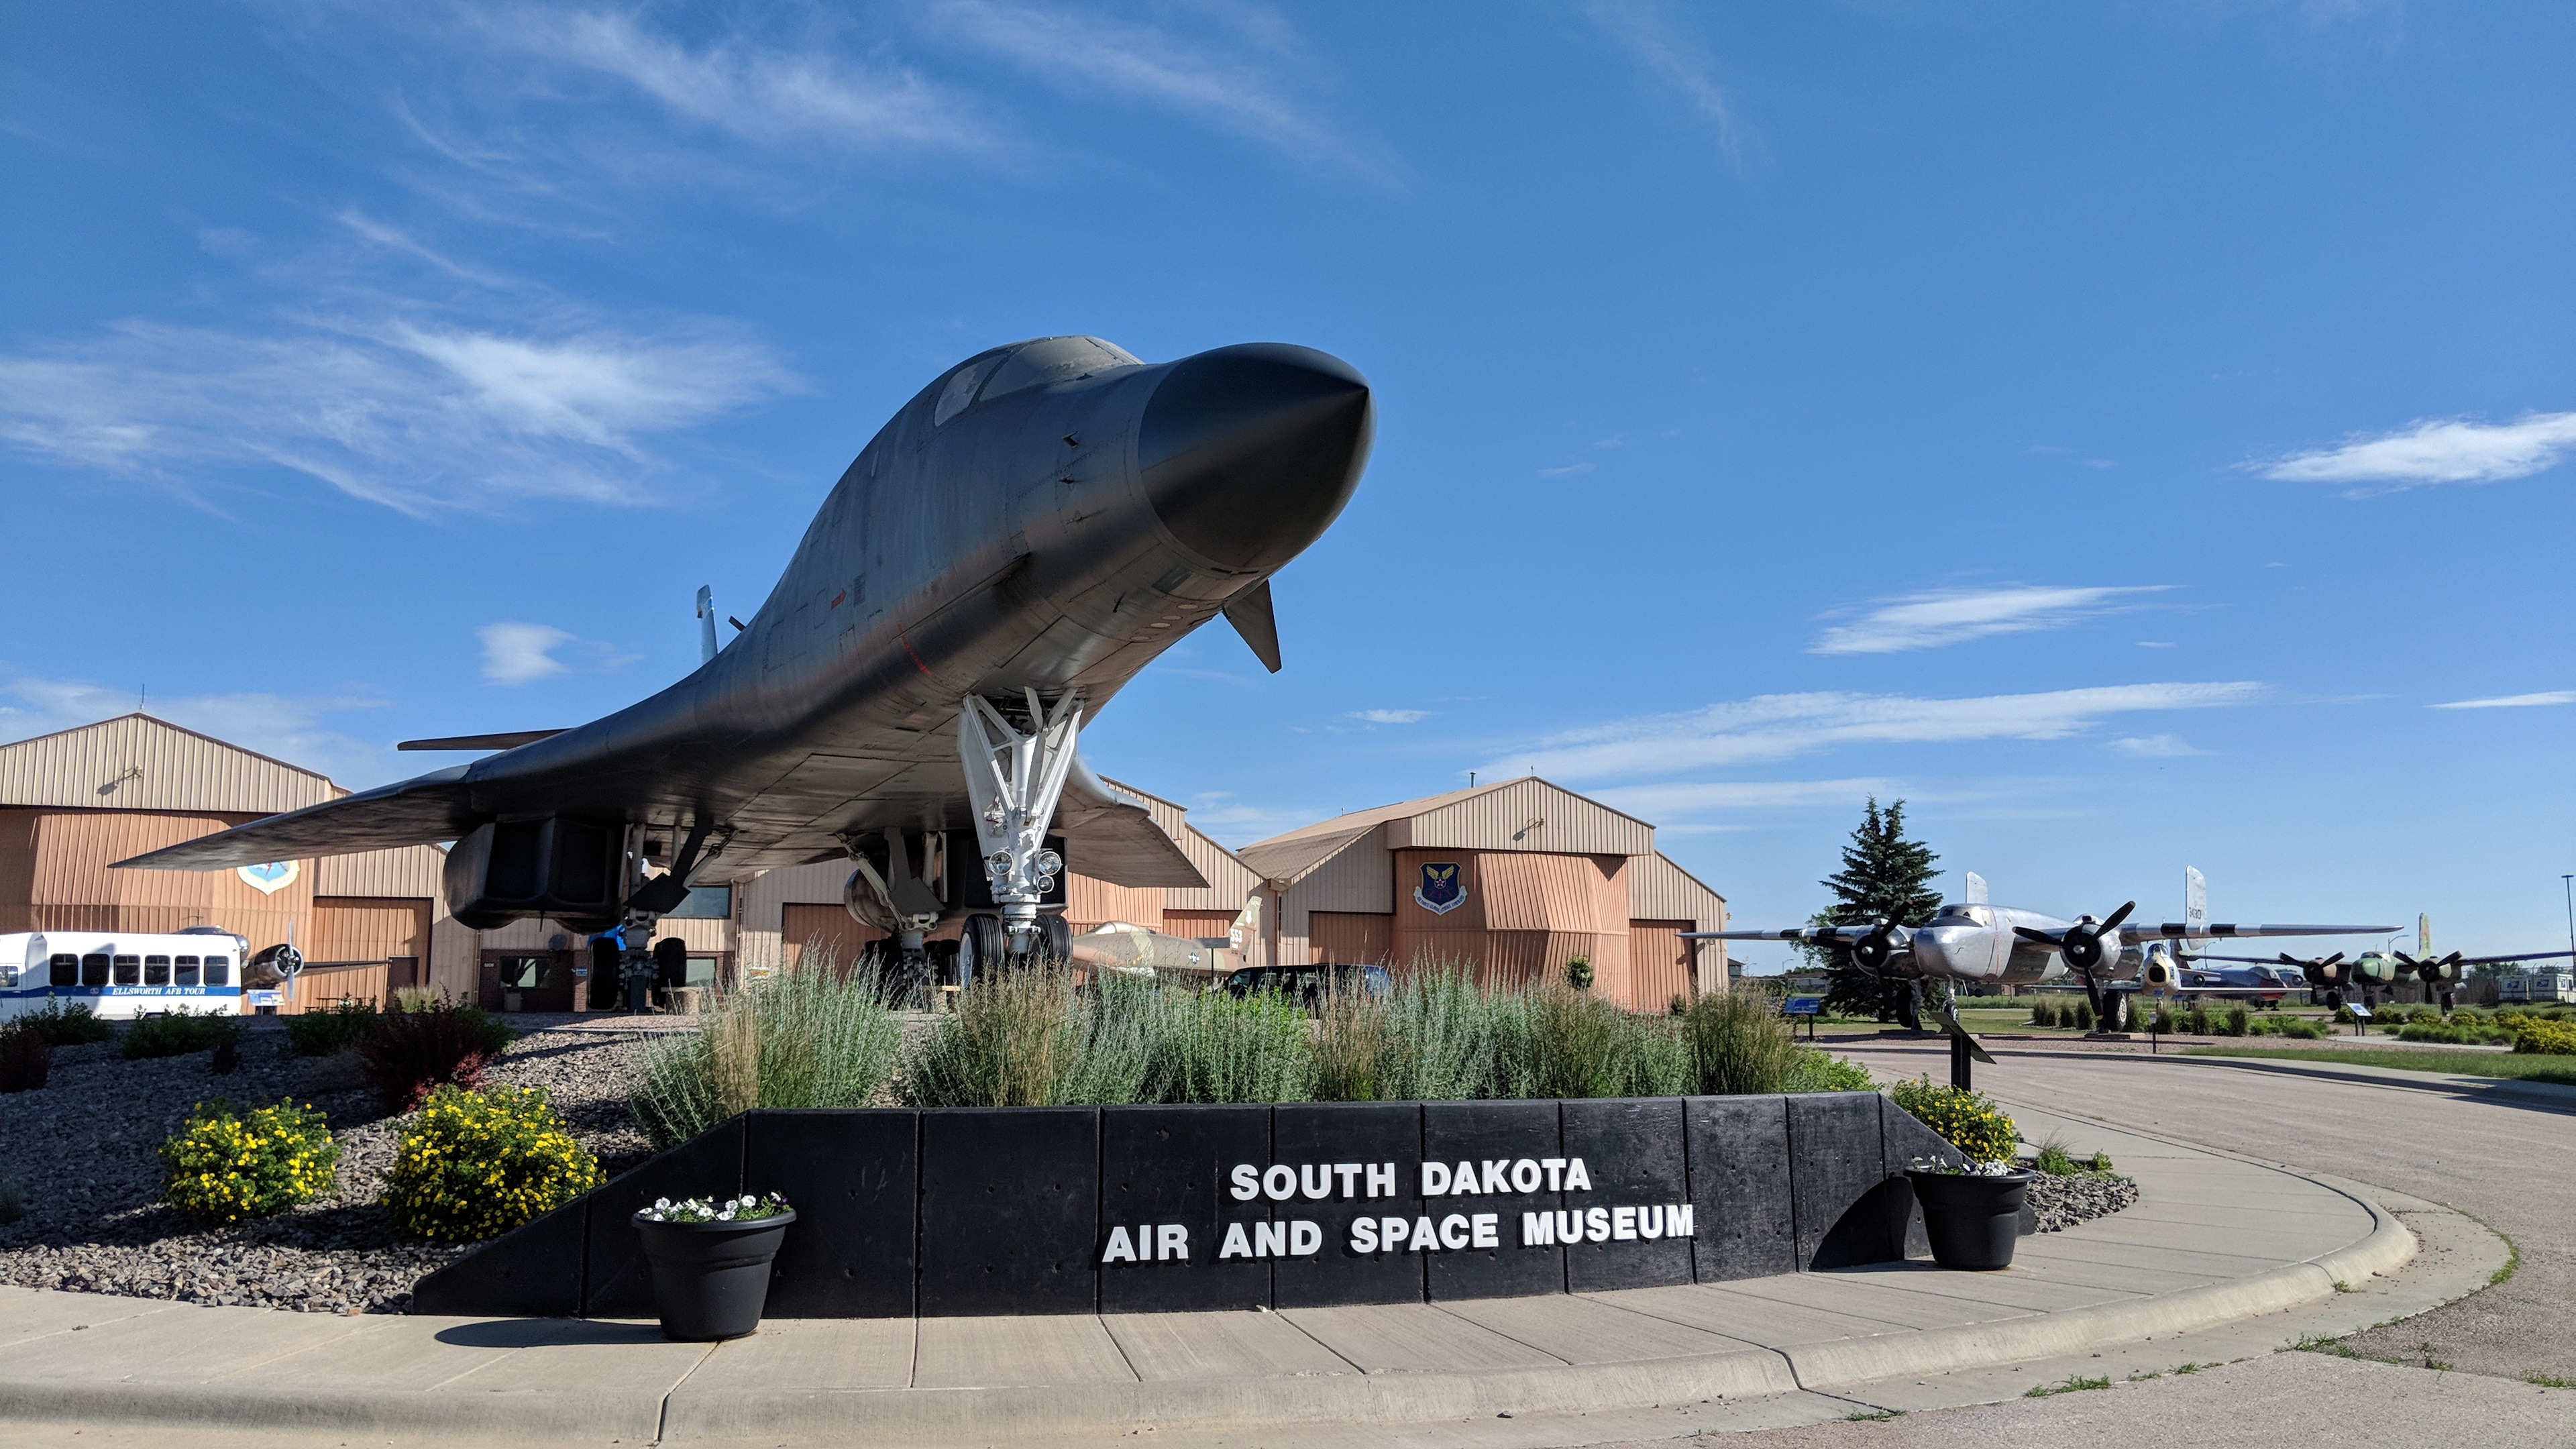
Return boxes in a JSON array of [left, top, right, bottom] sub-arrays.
[[1239, 777, 1662, 886], [1, 713, 345, 815]]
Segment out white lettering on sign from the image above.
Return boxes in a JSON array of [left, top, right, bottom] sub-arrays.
[[1103, 1224, 1193, 1263], [1218, 1220, 1321, 1258], [1423, 1157, 1593, 1197], [1233, 1163, 1401, 1201], [1519, 1204, 1692, 1246]]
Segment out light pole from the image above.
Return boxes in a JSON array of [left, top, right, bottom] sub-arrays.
[[2563, 874, 2574, 977]]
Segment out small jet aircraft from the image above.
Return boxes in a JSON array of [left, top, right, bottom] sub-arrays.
[[1690, 869, 2392, 1032], [115, 336, 1373, 997]]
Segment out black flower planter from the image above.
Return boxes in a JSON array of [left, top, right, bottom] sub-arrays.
[[633, 1209, 796, 1340], [1907, 1170, 2031, 1271]]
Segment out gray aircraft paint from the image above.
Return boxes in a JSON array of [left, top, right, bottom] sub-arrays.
[[117, 337, 1373, 903]]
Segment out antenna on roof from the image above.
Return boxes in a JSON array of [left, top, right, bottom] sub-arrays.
[[1468, 771, 1476, 786]]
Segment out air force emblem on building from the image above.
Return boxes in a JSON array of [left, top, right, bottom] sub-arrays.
[[1414, 862, 1465, 916], [236, 860, 299, 896]]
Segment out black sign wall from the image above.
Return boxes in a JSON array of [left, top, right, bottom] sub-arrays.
[[413, 1093, 1963, 1320]]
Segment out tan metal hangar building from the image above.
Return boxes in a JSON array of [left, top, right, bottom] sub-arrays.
[[1233, 778, 1730, 1012], [5, 716, 1728, 1015]]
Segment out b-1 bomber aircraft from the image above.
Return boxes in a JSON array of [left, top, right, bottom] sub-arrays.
[[115, 335, 1373, 1002], [1690, 869, 2391, 1034]]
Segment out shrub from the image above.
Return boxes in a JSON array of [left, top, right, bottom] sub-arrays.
[[383, 1084, 600, 1241], [1890, 1076, 2018, 1164], [2279, 1017, 2326, 1040], [392, 985, 439, 1012], [2184, 1001, 2212, 1036], [1, 1024, 52, 1092], [17, 1001, 113, 1046], [899, 967, 1132, 1108], [1312, 987, 1392, 1102], [632, 953, 904, 1147], [123, 1008, 241, 1060], [1564, 956, 1594, 990], [2071, 1001, 2094, 1032], [2220, 1004, 2250, 1037], [2508, 1018, 2576, 1055], [1682, 988, 1803, 1095], [1782, 1049, 1873, 1093], [160, 1098, 339, 1224], [358, 1001, 513, 1114], [2031, 1134, 2112, 1175], [286, 1001, 380, 1057]]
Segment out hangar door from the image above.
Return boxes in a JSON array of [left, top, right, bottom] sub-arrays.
[[1627, 918, 1699, 1010], [1309, 911, 1394, 965], [782, 903, 883, 971], [300, 896, 432, 1010]]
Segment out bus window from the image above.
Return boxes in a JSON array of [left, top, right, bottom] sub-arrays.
[[145, 955, 172, 986], [204, 955, 230, 985], [52, 955, 79, 987], [82, 954, 110, 987], [113, 955, 142, 985], [176, 956, 200, 986]]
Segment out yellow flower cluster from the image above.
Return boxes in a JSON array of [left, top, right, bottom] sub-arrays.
[[382, 1083, 602, 1242], [160, 1099, 339, 1224], [2505, 1016, 2576, 1056], [1890, 1075, 2020, 1165]]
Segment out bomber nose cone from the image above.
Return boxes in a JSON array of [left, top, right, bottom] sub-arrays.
[[1137, 343, 1373, 572]]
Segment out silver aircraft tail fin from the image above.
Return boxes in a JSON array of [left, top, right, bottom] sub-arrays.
[[1964, 871, 1988, 905], [2185, 865, 2207, 936]]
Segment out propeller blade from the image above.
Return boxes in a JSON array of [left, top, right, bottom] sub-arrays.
[[1222, 579, 1283, 674], [2394, 951, 2420, 966], [2275, 953, 2302, 966], [2440, 952, 2465, 967], [2322, 953, 2344, 967], [2013, 926, 2061, 946], [2101, 901, 2137, 932]]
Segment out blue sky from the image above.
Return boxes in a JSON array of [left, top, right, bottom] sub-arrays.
[[3, 2, 2569, 961]]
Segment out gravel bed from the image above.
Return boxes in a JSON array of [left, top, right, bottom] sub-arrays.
[[2026, 1169, 2140, 1231], [0, 1022, 661, 1315]]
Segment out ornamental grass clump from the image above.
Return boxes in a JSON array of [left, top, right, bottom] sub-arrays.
[[160, 1098, 339, 1224], [1890, 1076, 2019, 1165], [384, 1083, 600, 1241], [1682, 987, 1803, 1095], [1141, 985, 1314, 1104], [631, 952, 903, 1147], [898, 966, 1121, 1108]]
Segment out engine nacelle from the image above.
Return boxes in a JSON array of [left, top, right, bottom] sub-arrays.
[[445, 818, 621, 931], [2141, 952, 2184, 991]]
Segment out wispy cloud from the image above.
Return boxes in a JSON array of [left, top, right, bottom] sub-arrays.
[[2110, 733, 2206, 757], [2430, 690, 2574, 710], [928, 0, 1393, 182], [1584, 0, 1748, 164], [1536, 462, 1595, 478], [490, 7, 997, 156], [0, 313, 795, 516], [1590, 777, 1901, 817], [1812, 585, 2171, 655], [478, 622, 637, 684], [1348, 708, 1430, 724], [0, 674, 394, 787], [1483, 682, 2265, 782], [2260, 411, 2576, 492]]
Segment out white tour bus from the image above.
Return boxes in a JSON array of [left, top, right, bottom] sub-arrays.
[[1, 928, 251, 1021]]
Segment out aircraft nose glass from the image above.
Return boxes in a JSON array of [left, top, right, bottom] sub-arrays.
[[1137, 343, 1373, 572]]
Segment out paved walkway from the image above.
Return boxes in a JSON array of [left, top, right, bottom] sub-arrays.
[[0, 1103, 2438, 1447]]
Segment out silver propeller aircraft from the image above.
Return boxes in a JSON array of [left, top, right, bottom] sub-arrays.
[[117, 336, 1373, 997], [2189, 947, 2573, 1015], [1692, 870, 2391, 1032]]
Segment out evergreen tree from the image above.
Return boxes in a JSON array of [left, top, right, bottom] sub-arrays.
[[1808, 798, 1945, 1022]]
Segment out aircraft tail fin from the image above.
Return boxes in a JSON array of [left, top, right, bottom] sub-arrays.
[[111, 768, 480, 871], [1963, 871, 1988, 905], [2185, 866, 2208, 936]]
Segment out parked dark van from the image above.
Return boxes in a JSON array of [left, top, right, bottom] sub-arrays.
[[1218, 962, 1393, 1010]]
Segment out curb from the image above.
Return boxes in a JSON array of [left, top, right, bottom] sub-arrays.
[[1785, 1187, 2414, 1390], [0, 1381, 676, 1443]]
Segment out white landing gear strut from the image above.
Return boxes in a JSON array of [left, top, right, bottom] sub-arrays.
[[958, 690, 1079, 953]]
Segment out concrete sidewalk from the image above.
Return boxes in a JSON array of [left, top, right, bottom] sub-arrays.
[[0, 1106, 2430, 1447]]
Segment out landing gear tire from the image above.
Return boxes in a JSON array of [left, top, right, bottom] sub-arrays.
[[2439, 990, 2455, 1016], [2323, 988, 2345, 1011], [1040, 914, 1072, 967], [960, 914, 1004, 989], [2102, 993, 2127, 1034], [1897, 983, 1924, 1034]]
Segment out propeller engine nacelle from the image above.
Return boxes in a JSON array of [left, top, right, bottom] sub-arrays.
[[2396, 951, 2463, 985], [2017, 901, 2137, 975], [1850, 920, 1911, 974]]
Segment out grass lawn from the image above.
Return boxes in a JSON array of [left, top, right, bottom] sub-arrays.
[[2183, 1044, 2576, 1086]]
